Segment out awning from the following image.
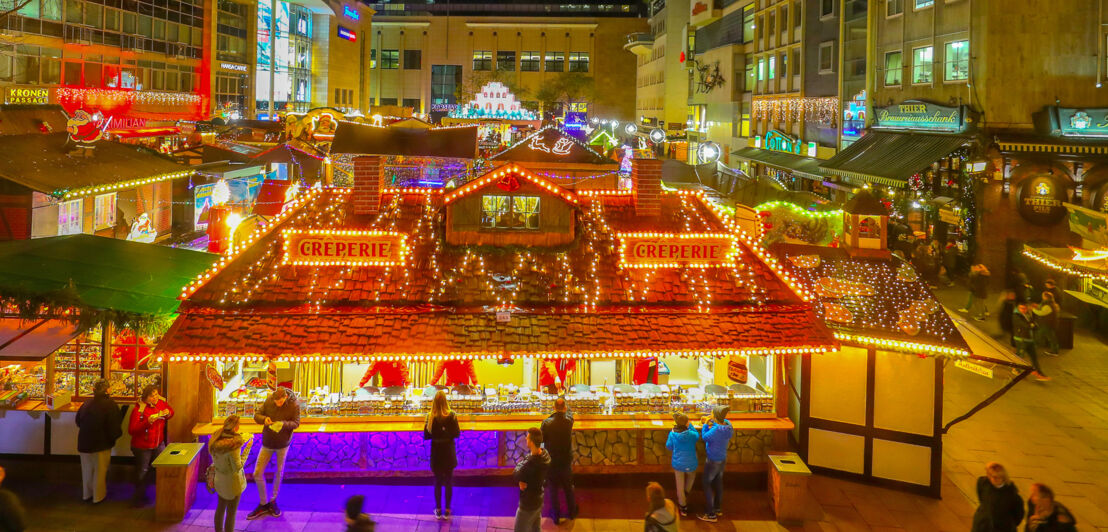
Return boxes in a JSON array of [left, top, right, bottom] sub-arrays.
[[731, 147, 824, 180], [0, 318, 80, 361], [819, 131, 972, 187]]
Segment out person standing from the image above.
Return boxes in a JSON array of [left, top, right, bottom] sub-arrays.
[[538, 359, 576, 395], [513, 427, 550, 532], [128, 384, 174, 506], [665, 413, 700, 516], [643, 481, 679, 532], [0, 466, 27, 532], [541, 397, 577, 523], [431, 360, 479, 387], [358, 361, 410, 388], [424, 391, 460, 520], [1013, 303, 1050, 382], [960, 264, 991, 321], [1033, 292, 1061, 355], [1025, 484, 1077, 532], [1042, 279, 1063, 305], [971, 462, 1023, 532], [697, 406, 733, 523], [76, 379, 122, 504], [208, 415, 253, 532], [248, 387, 300, 520]]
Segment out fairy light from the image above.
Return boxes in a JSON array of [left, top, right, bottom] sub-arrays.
[[56, 170, 194, 200], [279, 228, 409, 267], [1022, 248, 1108, 281], [443, 164, 579, 206]]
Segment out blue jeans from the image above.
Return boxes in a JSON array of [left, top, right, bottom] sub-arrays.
[[514, 505, 542, 532], [702, 459, 725, 515]]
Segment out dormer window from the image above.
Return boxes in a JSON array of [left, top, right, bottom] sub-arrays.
[[481, 195, 540, 229]]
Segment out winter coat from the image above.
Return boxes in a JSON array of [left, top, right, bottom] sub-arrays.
[[971, 477, 1023, 532], [75, 392, 123, 454], [540, 412, 574, 469], [1012, 309, 1035, 341], [128, 399, 174, 450], [701, 407, 734, 463], [1025, 500, 1077, 532], [644, 499, 679, 532], [970, 271, 990, 299], [423, 413, 460, 473], [1032, 304, 1057, 329], [513, 449, 550, 511], [252, 388, 301, 449], [665, 426, 700, 472], [208, 431, 252, 501]]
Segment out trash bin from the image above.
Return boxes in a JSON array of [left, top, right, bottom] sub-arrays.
[[768, 452, 812, 525], [1057, 312, 1075, 350], [152, 442, 205, 522]]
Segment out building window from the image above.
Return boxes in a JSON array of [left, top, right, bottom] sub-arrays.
[[756, 15, 763, 41], [497, 51, 516, 71], [779, 52, 787, 78], [472, 50, 492, 71], [820, 0, 835, 18], [744, 56, 754, 92], [743, 4, 754, 43], [791, 48, 800, 77], [818, 42, 834, 73], [370, 49, 377, 69], [58, 199, 82, 235], [93, 193, 115, 231], [794, 0, 802, 28], [403, 50, 421, 70], [768, 56, 775, 79], [545, 52, 565, 72], [431, 64, 462, 104], [402, 98, 420, 110], [568, 52, 589, 72], [481, 195, 540, 230], [381, 49, 399, 69], [887, 0, 903, 16], [768, 11, 775, 35], [945, 40, 969, 81], [884, 51, 902, 86], [912, 45, 933, 84], [757, 57, 765, 81], [380, 97, 398, 106], [914, 0, 933, 8], [520, 51, 540, 71]]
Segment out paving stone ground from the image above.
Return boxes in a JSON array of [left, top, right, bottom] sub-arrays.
[[4, 286, 1107, 531]]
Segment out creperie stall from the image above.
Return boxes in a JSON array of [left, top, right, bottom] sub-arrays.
[[156, 156, 838, 479]]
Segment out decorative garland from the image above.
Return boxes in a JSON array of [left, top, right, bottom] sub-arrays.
[[0, 285, 176, 337]]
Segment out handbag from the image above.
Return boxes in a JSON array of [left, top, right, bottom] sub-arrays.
[[205, 463, 217, 493]]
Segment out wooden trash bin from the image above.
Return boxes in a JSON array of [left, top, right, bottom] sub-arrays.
[[153, 442, 205, 522], [768, 452, 812, 525]]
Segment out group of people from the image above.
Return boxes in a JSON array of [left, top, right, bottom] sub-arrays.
[[972, 462, 1076, 532]]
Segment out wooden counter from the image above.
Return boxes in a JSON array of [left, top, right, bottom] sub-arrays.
[[2, 400, 83, 412]]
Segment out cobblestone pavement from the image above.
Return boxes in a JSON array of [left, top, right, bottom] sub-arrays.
[[4, 286, 1107, 531]]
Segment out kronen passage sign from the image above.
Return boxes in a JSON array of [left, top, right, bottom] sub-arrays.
[[282, 229, 408, 266], [617, 233, 737, 268]]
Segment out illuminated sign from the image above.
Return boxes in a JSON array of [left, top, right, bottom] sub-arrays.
[[1017, 176, 1067, 226], [103, 116, 148, 130], [873, 100, 965, 132], [1051, 107, 1108, 137], [282, 230, 408, 266], [5, 87, 49, 105], [618, 234, 735, 268], [337, 25, 356, 42], [449, 81, 537, 120], [343, 5, 359, 19], [220, 62, 248, 72]]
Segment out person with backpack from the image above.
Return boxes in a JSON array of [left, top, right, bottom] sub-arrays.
[[697, 406, 734, 523], [643, 481, 678, 532], [208, 415, 253, 532], [665, 413, 699, 516], [423, 390, 460, 520], [76, 379, 123, 504], [128, 384, 174, 506]]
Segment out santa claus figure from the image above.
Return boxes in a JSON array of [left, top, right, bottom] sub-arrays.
[[358, 361, 410, 388]]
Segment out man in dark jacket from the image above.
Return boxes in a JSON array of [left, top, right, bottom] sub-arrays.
[[971, 462, 1023, 532], [513, 427, 550, 532], [541, 397, 577, 523], [248, 387, 300, 520], [75, 379, 122, 504], [1013, 303, 1050, 382], [0, 466, 27, 532]]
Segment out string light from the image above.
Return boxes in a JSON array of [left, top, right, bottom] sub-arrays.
[[1022, 247, 1108, 281], [753, 96, 839, 125], [56, 170, 194, 200]]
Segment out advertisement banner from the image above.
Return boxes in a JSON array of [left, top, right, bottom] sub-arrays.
[[193, 175, 265, 229], [1065, 203, 1108, 248], [873, 100, 965, 132]]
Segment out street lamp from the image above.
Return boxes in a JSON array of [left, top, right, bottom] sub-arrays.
[[697, 141, 721, 164], [649, 128, 666, 143]]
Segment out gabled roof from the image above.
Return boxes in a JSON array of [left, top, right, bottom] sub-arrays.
[[330, 121, 478, 158], [443, 164, 579, 207], [490, 126, 610, 164]]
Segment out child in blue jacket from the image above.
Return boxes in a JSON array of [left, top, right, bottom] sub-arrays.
[[665, 413, 700, 516], [697, 406, 733, 522]]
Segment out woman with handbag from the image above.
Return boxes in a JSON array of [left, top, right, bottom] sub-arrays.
[[208, 415, 253, 532]]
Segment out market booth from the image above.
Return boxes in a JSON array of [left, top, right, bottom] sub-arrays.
[[156, 157, 839, 478]]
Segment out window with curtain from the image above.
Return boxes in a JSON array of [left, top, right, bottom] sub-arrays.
[[884, 51, 902, 85], [887, 0, 903, 16], [913, 45, 933, 84]]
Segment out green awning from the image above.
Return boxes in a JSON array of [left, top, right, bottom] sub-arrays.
[[819, 131, 972, 187], [0, 235, 217, 317], [731, 147, 825, 180]]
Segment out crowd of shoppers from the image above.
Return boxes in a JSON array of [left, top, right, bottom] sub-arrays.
[[971, 462, 1077, 532]]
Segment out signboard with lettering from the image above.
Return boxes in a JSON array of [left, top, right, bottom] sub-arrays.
[[618, 234, 735, 268], [337, 25, 356, 42], [220, 62, 248, 72], [343, 4, 359, 19], [1017, 176, 1068, 226], [5, 87, 50, 105], [1065, 202, 1108, 248], [689, 0, 719, 26], [873, 100, 965, 132], [1051, 107, 1108, 137], [954, 359, 993, 379], [282, 230, 408, 266]]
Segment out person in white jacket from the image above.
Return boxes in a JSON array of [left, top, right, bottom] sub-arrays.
[[208, 415, 253, 532]]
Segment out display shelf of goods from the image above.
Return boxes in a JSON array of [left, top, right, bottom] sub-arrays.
[[108, 370, 161, 397], [54, 372, 76, 394], [0, 389, 30, 408], [78, 374, 99, 396], [612, 392, 671, 414]]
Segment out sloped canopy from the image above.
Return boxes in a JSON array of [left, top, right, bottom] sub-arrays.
[[819, 132, 971, 187], [330, 121, 478, 158], [490, 126, 610, 164]]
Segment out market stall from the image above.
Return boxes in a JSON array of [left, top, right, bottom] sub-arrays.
[[156, 158, 839, 478]]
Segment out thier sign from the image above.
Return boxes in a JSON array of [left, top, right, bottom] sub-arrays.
[[1051, 106, 1108, 137], [282, 229, 407, 266], [618, 234, 735, 268], [873, 100, 965, 132], [1017, 176, 1068, 226]]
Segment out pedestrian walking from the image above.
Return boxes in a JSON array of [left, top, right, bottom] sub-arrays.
[[959, 264, 991, 321], [1033, 292, 1061, 355], [1013, 303, 1050, 381], [643, 481, 679, 532], [424, 390, 460, 520], [971, 462, 1023, 532], [1014, 272, 1033, 304], [0, 466, 27, 532], [1042, 279, 1063, 305], [344, 495, 376, 532], [1025, 484, 1077, 532], [128, 384, 174, 506], [541, 396, 578, 523], [248, 387, 300, 520], [208, 415, 253, 532], [76, 378, 122, 504], [665, 412, 699, 516], [697, 406, 733, 523], [513, 427, 550, 532]]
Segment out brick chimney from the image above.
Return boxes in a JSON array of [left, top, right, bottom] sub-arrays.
[[353, 155, 384, 215], [632, 158, 662, 217]]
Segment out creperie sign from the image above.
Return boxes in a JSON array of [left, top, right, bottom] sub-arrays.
[[282, 230, 407, 266], [619, 234, 734, 268]]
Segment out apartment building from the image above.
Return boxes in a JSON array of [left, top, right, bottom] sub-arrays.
[[626, 0, 690, 132]]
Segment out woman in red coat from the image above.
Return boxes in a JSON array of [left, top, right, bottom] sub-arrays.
[[128, 384, 174, 506]]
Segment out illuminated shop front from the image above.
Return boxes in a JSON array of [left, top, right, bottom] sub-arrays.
[[255, 0, 314, 117]]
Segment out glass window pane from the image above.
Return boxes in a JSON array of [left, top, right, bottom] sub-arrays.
[[18, 0, 40, 18], [65, 0, 81, 23], [84, 3, 101, 27], [945, 40, 968, 81], [884, 51, 902, 85], [913, 46, 932, 83], [41, 0, 61, 20]]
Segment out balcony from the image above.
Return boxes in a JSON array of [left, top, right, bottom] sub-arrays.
[[624, 33, 655, 56]]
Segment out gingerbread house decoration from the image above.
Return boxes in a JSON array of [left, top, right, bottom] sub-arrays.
[[841, 190, 889, 256]]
